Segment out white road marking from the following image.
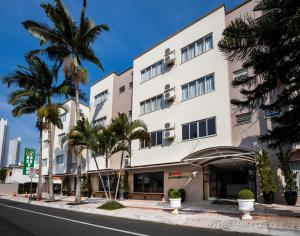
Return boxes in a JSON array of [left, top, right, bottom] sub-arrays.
[[0, 203, 149, 236]]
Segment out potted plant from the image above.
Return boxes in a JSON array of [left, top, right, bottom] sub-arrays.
[[178, 188, 186, 202], [257, 150, 276, 204], [237, 189, 255, 220], [169, 189, 181, 214], [277, 150, 299, 205]]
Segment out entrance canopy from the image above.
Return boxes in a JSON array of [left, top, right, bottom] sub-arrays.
[[181, 146, 256, 167]]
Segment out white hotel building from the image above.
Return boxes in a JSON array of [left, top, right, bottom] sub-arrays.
[[42, 0, 300, 203]]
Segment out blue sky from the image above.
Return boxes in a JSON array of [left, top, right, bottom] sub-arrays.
[[0, 0, 244, 155]]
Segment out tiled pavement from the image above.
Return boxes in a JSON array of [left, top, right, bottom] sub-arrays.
[[1, 194, 299, 235]]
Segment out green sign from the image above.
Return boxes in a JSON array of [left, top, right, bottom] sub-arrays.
[[23, 148, 35, 175]]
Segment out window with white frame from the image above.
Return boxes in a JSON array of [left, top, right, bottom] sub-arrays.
[[42, 159, 47, 167], [182, 117, 216, 141], [58, 133, 65, 144], [181, 33, 213, 63], [141, 60, 163, 83], [140, 95, 163, 115], [291, 161, 300, 194], [236, 112, 252, 125], [140, 130, 163, 148], [56, 154, 64, 164], [264, 110, 280, 119], [60, 113, 67, 122], [182, 74, 215, 101], [94, 90, 108, 105], [93, 116, 107, 126], [233, 69, 248, 81], [43, 140, 49, 148]]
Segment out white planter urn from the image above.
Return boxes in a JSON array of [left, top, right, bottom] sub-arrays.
[[237, 199, 255, 220], [170, 198, 181, 214]]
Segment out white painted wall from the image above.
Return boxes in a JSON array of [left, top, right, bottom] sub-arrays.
[[5, 167, 38, 184], [131, 6, 231, 166]]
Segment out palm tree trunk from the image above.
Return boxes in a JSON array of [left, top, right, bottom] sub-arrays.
[[114, 151, 124, 201], [37, 128, 43, 199], [92, 154, 108, 199], [75, 152, 81, 204], [105, 157, 111, 200], [48, 121, 54, 201]]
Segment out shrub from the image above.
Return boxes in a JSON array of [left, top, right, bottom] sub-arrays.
[[277, 150, 299, 192], [257, 150, 276, 193], [98, 201, 125, 210], [238, 189, 254, 199], [169, 190, 181, 199], [168, 188, 175, 198]]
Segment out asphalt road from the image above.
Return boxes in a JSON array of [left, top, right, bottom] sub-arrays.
[[0, 199, 262, 236]]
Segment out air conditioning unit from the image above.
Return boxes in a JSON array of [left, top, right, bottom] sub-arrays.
[[164, 83, 175, 92], [165, 52, 175, 65], [164, 90, 176, 101], [164, 122, 175, 130], [163, 130, 175, 140], [124, 157, 130, 167]]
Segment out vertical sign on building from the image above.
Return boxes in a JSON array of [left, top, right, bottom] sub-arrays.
[[23, 148, 35, 175]]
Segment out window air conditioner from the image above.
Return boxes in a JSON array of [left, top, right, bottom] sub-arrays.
[[163, 130, 175, 140], [164, 122, 175, 130], [164, 83, 175, 92]]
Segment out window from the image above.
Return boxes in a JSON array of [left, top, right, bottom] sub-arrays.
[[58, 133, 65, 144], [133, 171, 164, 193], [129, 82, 133, 89], [140, 130, 163, 148], [60, 113, 67, 122], [181, 33, 213, 63], [140, 94, 163, 115], [43, 140, 49, 148], [98, 175, 114, 191], [119, 86, 125, 94], [56, 155, 63, 164], [93, 116, 106, 126], [264, 110, 280, 119], [291, 161, 300, 194], [42, 159, 47, 167], [236, 112, 252, 125], [141, 60, 163, 83], [95, 90, 108, 105], [233, 69, 248, 81], [182, 74, 215, 101], [182, 117, 216, 141]]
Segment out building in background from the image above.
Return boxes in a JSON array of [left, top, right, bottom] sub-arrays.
[[0, 118, 8, 167], [6, 137, 21, 167]]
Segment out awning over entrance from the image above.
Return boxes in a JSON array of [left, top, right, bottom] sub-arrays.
[[181, 146, 256, 167]]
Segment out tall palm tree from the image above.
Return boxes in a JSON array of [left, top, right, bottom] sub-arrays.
[[62, 118, 109, 199], [23, 0, 109, 203], [110, 114, 149, 200], [2, 56, 73, 201]]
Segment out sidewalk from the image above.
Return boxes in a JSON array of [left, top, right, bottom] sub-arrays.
[[1, 194, 299, 236]]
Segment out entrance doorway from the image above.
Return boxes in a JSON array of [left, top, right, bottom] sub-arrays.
[[203, 159, 255, 200]]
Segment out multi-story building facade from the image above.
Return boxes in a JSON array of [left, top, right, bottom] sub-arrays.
[[0, 118, 8, 167], [6, 137, 21, 167], [41, 99, 89, 193]]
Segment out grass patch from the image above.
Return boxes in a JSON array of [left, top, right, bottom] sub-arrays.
[[98, 201, 125, 210]]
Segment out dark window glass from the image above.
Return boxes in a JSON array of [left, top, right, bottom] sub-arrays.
[[151, 132, 157, 146], [190, 122, 198, 139], [98, 175, 115, 191], [198, 120, 207, 137], [182, 124, 189, 140], [207, 117, 216, 135], [133, 171, 164, 193], [139, 139, 145, 149], [157, 131, 163, 145]]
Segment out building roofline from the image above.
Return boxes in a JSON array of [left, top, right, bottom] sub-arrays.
[[63, 98, 89, 108], [133, 4, 225, 61], [225, 0, 253, 14]]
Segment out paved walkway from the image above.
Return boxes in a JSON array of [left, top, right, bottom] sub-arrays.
[[1, 194, 299, 236]]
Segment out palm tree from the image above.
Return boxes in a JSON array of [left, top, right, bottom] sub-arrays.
[[62, 117, 108, 200], [2, 56, 73, 201], [110, 114, 149, 200], [23, 0, 109, 203]]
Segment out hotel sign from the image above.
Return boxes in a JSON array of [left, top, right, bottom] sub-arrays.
[[168, 171, 189, 179], [23, 148, 35, 175]]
